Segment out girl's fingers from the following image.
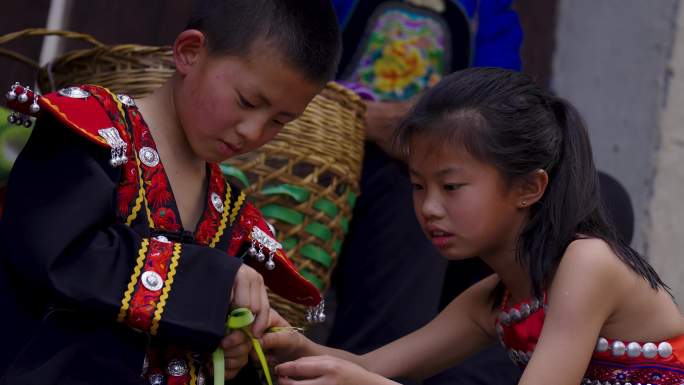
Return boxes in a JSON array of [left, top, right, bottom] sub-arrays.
[[278, 377, 325, 385], [275, 357, 328, 379]]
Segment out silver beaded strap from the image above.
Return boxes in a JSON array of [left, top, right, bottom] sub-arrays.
[[595, 337, 673, 359], [98, 127, 128, 167]]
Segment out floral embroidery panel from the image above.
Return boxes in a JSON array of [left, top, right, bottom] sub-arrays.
[[344, 4, 450, 101]]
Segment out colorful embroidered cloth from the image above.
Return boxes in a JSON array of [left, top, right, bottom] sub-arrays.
[[497, 293, 684, 384]]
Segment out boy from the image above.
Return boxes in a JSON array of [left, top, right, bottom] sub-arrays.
[[0, 0, 341, 384]]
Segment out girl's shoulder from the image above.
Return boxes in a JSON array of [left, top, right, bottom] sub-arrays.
[[548, 238, 631, 313], [560, 237, 626, 278]]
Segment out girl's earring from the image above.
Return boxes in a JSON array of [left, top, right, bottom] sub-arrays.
[[521, 201, 527, 207]]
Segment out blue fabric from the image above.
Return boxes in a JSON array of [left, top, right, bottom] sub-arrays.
[[334, 0, 523, 71], [332, 0, 358, 28], [470, 0, 523, 70]]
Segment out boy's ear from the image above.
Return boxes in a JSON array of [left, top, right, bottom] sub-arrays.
[[173, 29, 207, 75], [516, 169, 548, 209]]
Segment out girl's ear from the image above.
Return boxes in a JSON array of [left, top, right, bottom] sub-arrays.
[[173, 29, 207, 76], [516, 169, 548, 209]]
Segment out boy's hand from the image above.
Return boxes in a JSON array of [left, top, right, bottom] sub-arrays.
[[231, 264, 270, 337], [219, 330, 251, 380]]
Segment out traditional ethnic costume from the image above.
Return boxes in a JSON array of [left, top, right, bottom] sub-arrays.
[[497, 291, 684, 385], [0, 83, 324, 385]]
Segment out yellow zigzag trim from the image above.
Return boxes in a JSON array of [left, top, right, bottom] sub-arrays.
[[101, 86, 127, 124], [186, 352, 198, 385], [150, 242, 182, 335], [126, 157, 147, 226], [209, 183, 232, 248], [118, 238, 149, 322], [230, 191, 246, 226]]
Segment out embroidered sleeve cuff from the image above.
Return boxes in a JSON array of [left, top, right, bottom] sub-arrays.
[[117, 237, 182, 334], [117, 238, 241, 351]]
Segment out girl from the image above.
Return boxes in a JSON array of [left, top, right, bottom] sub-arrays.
[[262, 67, 684, 385]]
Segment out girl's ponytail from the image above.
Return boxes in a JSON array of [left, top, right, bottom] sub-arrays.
[[522, 96, 665, 297]]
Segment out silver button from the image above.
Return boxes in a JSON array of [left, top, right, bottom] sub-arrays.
[[148, 373, 165, 385], [499, 311, 510, 326], [642, 342, 658, 358], [509, 308, 521, 323], [117, 93, 136, 107], [520, 303, 531, 319], [595, 337, 609, 352], [658, 341, 673, 358], [154, 235, 170, 243], [626, 342, 641, 358], [141, 271, 164, 291], [211, 192, 224, 213], [139, 147, 160, 168], [58, 86, 90, 99], [167, 358, 188, 376], [612, 340, 626, 356]]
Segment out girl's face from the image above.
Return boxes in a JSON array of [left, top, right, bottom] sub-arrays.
[[408, 135, 526, 260]]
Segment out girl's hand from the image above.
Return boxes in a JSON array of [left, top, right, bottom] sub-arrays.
[[275, 356, 397, 385], [260, 309, 311, 364], [219, 329, 251, 379]]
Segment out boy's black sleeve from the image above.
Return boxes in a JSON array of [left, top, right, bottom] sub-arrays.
[[0, 117, 241, 351]]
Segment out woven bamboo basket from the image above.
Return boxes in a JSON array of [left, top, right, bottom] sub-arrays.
[[1, 28, 366, 326], [0, 28, 174, 96]]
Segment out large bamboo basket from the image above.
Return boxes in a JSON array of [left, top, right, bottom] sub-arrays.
[[1, 28, 365, 326]]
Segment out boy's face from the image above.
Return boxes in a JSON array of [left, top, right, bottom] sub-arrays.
[[408, 136, 525, 261], [175, 39, 323, 163]]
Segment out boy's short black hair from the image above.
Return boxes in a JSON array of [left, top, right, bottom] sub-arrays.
[[187, 0, 342, 83]]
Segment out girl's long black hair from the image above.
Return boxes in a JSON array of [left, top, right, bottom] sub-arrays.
[[395, 67, 667, 304]]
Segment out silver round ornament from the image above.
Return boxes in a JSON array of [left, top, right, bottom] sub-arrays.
[[148, 373, 165, 385], [141, 271, 164, 292], [139, 147, 160, 168], [211, 192, 224, 213], [167, 358, 188, 377], [58, 86, 90, 99]]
